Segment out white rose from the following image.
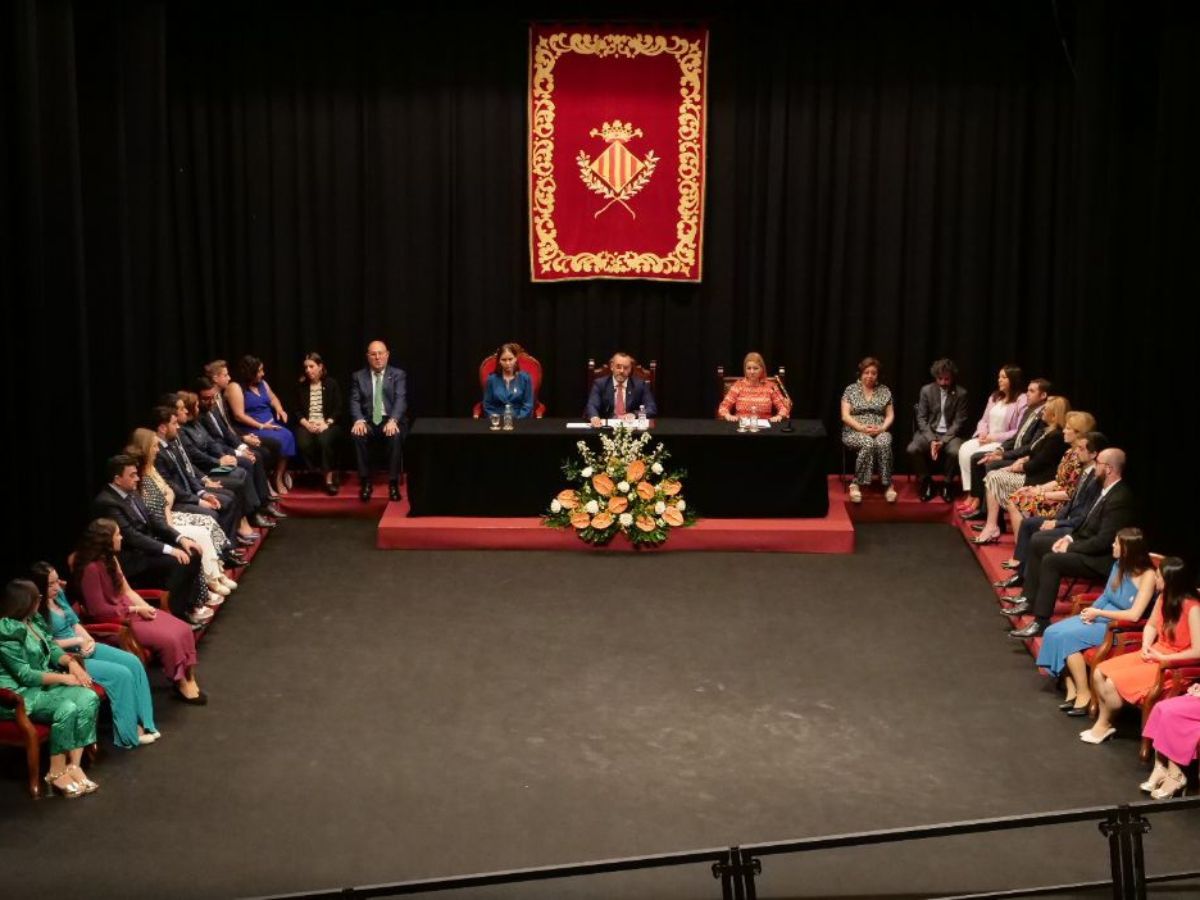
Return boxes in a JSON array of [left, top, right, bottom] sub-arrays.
[[676, 500, 686, 511], [550, 499, 562, 513], [619, 513, 633, 528], [654, 501, 666, 514], [656, 518, 665, 527], [617, 481, 630, 493], [581, 466, 593, 478], [651, 462, 664, 475], [585, 500, 599, 514]]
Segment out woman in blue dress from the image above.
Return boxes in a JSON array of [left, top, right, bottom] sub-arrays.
[[31, 562, 159, 749], [482, 343, 535, 420], [227, 355, 297, 494], [1036, 527, 1158, 715]]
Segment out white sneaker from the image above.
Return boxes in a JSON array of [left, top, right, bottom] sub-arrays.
[[138, 732, 159, 745], [207, 580, 231, 596], [205, 592, 226, 608], [848, 483, 862, 503], [218, 575, 238, 591], [188, 607, 214, 625], [884, 485, 898, 503]]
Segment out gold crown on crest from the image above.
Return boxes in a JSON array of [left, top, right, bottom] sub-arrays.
[[589, 120, 643, 143]]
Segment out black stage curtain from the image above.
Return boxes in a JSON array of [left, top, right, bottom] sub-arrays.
[[3, 0, 1198, 576]]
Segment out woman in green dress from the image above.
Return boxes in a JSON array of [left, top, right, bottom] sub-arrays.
[[0, 579, 101, 798]]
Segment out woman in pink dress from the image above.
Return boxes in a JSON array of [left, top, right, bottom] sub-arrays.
[[71, 519, 207, 705], [1083, 557, 1200, 745], [1140, 683, 1200, 799]]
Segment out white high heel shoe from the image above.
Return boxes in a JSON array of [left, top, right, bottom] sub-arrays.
[[1140, 763, 1168, 793], [207, 579, 231, 597], [217, 575, 238, 591]]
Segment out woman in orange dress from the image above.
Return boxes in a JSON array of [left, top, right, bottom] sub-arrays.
[[1082, 557, 1200, 744], [717, 352, 790, 423]]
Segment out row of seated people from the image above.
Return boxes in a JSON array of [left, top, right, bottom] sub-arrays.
[[0, 356, 309, 799]]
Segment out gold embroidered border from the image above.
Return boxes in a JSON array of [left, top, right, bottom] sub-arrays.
[[529, 30, 707, 281]]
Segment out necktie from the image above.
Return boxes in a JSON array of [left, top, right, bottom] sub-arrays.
[[1015, 411, 1035, 445], [372, 373, 384, 425], [1068, 472, 1093, 514], [1079, 489, 1106, 531], [615, 382, 626, 417]]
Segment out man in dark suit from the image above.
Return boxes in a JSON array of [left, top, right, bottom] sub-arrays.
[[962, 378, 1051, 518], [204, 359, 278, 486], [1007, 448, 1136, 638], [994, 431, 1106, 590], [195, 375, 278, 510], [91, 454, 209, 622], [350, 340, 407, 501], [906, 358, 969, 502], [151, 405, 246, 542], [585, 352, 658, 426]]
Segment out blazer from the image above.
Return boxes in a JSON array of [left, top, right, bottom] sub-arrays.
[[972, 394, 1028, 442], [350, 366, 407, 424], [295, 377, 344, 424], [585, 376, 657, 420], [201, 404, 241, 452], [181, 420, 231, 472], [1056, 468, 1101, 530], [1000, 404, 1047, 460], [914, 382, 969, 442], [1068, 480, 1136, 557], [90, 484, 182, 556], [1021, 430, 1067, 486], [483, 371, 534, 419], [155, 439, 205, 506]]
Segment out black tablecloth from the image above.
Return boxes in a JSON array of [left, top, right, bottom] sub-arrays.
[[405, 418, 829, 518]]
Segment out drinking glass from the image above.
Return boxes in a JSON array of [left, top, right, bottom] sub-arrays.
[[489, 413, 501, 430]]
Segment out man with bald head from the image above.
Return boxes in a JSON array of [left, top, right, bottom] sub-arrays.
[[350, 340, 407, 501], [1007, 447, 1136, 639]]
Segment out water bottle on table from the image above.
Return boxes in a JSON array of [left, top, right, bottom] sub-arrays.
[[502, 403, 514, 431], [637, 405, 648, 429]]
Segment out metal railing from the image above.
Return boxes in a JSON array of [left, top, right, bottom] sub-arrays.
[[254, 796, 1200, 900]]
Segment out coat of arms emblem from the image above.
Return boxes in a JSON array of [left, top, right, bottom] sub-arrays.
[[577, 120, 658, 219]]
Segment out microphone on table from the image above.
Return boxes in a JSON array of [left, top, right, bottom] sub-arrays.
[[775, 367, 794, 433]]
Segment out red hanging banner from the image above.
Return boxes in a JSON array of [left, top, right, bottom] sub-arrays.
[[529, 25, 709, 282]]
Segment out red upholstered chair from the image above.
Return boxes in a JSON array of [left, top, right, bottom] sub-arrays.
[[472, 345, 546, 418], [0, 681, 105, 799], [1140, 663, 1200, 762]]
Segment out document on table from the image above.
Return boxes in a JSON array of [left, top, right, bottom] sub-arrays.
[[566, 422, 593, 429]]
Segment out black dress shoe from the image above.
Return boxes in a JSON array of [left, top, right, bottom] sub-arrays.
[[1000, 559, 1021, 570], [360, 481, 373, 502], [388, 481, 401, 501], [173, 686, 208, 706], [324, 483, 339, 496], [1000, 599, 1031, 617], [940, 483, 955, 503], [993, 575, 1023, 589], [223, 549, 248, 565], [1065, 706, 1091, 717], [1058, 699, 1076, 711], [263, 504, 288, 519], [919, 480, 934, 502], [250, 514, 277, 529], [1008, 620, 1044, 639], [961, 507, 985, 521]]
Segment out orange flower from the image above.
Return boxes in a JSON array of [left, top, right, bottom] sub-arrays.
[[590, 512, 614, 530], [606, 495, 628, 514], [636, 481, 656, 501], [557, 489, 580, 510], [635, 515, 656, 532], [592, 473, 615, 497], [625, 459, 646, 482], [662, 507, 684, 527], [570, 510, 592, 529], [661, 480, 682, 496]]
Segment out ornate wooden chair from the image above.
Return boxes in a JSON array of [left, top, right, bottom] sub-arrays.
[[472, 345, 546, 418], [714, 365, 787, 419], [588, 358, 657, 394]]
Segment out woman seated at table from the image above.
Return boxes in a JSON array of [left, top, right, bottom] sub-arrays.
[[72, 519, 208, 705], [719, 352, 791, 424], [955, 365, 1025, 517], [840, 356, 896, 504], [1140, 682, 1200, 799], [31, 561, 159, 749], [972, 396, 1068, 544], [227, 354, 296, 495], [295, 351, 345, 495], [1083, 557, 1200, 744], [1035, 528, 1157, 715], [482, 343, 534, 420], [1002, 411, 1095, 534], [0, 578, 101, 798]]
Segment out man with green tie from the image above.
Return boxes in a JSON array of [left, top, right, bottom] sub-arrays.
[[350, 340, 407, 502]]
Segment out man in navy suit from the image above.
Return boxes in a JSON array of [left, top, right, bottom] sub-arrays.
[[350, 340, 407, 501], [585, 352, 657, 426]]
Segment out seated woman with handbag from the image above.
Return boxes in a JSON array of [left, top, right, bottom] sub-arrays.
[[31, 561, 159, 749], [482, 343, 535, 421], [1034, 528, 1157, 715], [0, 578, 101, 798], [1083, 557, 1200, 745]]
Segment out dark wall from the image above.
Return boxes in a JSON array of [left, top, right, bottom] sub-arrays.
[[4, 0, 1198, 576]]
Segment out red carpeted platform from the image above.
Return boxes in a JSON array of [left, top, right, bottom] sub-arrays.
[[276, 473, 392, 518], [840, 475, 957, 524]]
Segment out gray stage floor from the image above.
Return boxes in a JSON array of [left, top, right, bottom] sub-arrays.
[[3, 521, 1197, 899]]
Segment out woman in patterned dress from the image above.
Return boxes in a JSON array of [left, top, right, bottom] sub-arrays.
[[1002, 411, 1095, 536], [840, 357, 896, 503], [718, 352, 791, 422]]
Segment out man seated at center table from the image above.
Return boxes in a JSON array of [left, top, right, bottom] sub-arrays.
[[586, 351, 658, 427]]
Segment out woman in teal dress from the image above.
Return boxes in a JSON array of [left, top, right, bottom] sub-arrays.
[[1035, 527, 1158, 715], [31, 562, 159, 750], [0, 579, 101, 799]]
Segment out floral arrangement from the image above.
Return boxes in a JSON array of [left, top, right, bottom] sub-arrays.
[[544, 427, 695, 546]]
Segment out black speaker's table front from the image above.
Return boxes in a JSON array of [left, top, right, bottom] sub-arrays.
[[405, 418, 829, 518]]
